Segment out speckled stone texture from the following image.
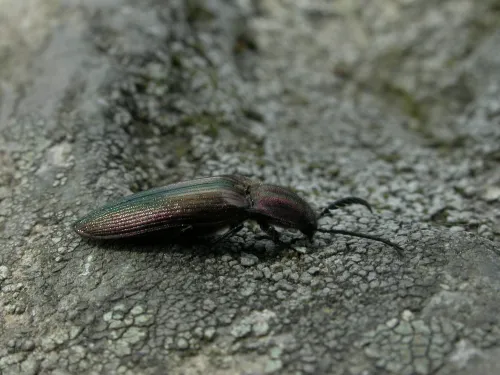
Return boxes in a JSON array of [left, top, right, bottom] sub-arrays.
[[0, 0, 499, 374]]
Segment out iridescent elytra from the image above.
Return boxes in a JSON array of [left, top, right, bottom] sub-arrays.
[[73, 175, 404, 256]]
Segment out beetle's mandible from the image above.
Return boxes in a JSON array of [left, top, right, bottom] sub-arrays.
[[73, 175, 404, 256]]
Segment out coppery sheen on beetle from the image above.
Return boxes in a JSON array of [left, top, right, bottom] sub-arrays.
[[73, 175, 404, 255]]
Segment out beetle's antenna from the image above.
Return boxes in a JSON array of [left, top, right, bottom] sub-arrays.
[[316, 228, 404, 257], [320, 197, 373, 218]]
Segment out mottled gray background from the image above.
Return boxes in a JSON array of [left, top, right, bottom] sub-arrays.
[[1, 0, 499, 374]]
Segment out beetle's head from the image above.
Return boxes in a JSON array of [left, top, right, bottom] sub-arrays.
[[249, 183, 318, 239], [300, 219, 317, 241]]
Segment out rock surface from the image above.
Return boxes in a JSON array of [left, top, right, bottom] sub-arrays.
[[0, 0, 499, 374]]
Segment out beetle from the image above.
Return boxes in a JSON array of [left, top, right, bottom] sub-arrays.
[[73, 175, 404, 256]]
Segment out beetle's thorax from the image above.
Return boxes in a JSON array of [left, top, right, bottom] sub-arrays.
[[247, 182, 317, 238]]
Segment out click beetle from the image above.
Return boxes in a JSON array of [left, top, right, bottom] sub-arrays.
[[73, 175, 404, 255]]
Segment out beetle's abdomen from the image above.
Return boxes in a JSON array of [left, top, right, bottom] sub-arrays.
[[74, 176, 251, 239]]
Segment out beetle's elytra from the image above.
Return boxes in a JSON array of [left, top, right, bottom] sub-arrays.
[[74, 175, 404, 255]]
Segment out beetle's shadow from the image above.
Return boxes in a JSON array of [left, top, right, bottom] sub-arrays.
[[83, 232, 207, 252], [80, 231, 291, 260]]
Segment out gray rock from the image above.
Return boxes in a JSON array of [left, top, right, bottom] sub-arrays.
[[0, 0, 499, 374]]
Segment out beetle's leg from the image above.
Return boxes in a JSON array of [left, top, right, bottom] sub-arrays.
[[180, 225, 193, 233], [257, 222, 305, 253], [160, 225, 192, 246], [168, 225, 192, 240], [257, 221, 286, 246], [209, 223, 245, 245], [320, 197, 373, 218]]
